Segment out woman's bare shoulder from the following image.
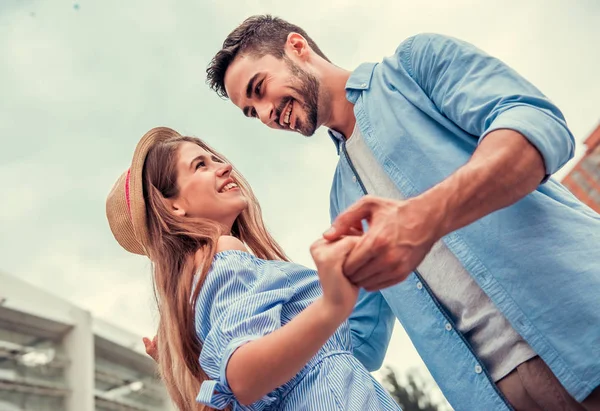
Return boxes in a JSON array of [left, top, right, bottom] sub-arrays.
[[216, 235, 248, 253]]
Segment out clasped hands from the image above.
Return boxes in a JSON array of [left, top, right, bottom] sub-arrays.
[[320, 195, 444, 292]]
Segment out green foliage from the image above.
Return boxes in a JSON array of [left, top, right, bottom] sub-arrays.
[[382, 367, 453, 411]]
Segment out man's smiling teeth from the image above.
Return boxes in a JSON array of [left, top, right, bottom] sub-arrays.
[[220, 182, 238, 193], [283, 102, 294, 129]]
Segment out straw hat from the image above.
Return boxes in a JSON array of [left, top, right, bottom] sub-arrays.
[[106, 127, 180, 255]]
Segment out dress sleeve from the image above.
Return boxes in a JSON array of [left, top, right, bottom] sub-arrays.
[[195, 251, 295, 409]]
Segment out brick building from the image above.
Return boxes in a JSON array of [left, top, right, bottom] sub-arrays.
[[562, 124, 600, 213]]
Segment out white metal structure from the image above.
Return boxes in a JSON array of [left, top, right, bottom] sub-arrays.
[[0, 271, 173, 411]]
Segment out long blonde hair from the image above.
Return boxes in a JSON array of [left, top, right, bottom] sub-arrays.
[[140, 128, 288, 410]]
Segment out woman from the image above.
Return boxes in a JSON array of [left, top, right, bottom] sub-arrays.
[[105, 127, 401, 410]]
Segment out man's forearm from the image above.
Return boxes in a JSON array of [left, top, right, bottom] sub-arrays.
[[416, 129, 546, 238]]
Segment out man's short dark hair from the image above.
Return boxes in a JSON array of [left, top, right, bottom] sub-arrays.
[[206, 15, 329, 98]]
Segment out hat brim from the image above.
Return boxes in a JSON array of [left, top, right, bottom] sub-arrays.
[[106, 127, 181, 255]]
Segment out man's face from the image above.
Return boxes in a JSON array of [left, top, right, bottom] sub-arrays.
[[224, 53, 321, 137]]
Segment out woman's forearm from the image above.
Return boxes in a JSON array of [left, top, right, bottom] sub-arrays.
[[226, 297, 344, 405]]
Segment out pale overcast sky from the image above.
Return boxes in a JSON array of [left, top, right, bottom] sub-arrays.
[[1, 0, 598, 404]]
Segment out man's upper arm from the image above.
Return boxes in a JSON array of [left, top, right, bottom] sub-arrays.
[[348, 288, 395, 372], [399, 33, 575, 178], [330, 184, 394, 371]]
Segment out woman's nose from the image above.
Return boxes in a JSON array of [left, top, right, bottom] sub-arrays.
[[217, 163, 233, 177]]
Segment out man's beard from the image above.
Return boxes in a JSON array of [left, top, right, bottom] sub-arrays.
[[278, 57, 320, 136]]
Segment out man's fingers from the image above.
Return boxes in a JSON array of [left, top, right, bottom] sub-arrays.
[[359, 268, 411, 291], [359, 269, 401, 290], [328, 235, 361, 255], [347, 251, 403, 282], [143, 338, 154, 358], [323, 197, 375, 241], [346, 262, 382, 284], [347, 227, 364, 236], [143, 336, 158, 353], [364, 277, 404, 292], [343, 241, 376, 278], [323, 219, 364, 241]]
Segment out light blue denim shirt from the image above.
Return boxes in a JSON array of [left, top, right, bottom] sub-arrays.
[[334, 33, 600, 410]]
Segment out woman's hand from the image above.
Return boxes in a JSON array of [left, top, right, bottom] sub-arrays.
[[310, 236, 360, 319]]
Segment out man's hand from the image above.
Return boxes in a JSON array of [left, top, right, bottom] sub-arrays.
[[143, 335, 158, 362], [324, 195, 443, 291]]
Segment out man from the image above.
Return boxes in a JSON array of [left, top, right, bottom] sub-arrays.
[[206, 15, 600, 410]]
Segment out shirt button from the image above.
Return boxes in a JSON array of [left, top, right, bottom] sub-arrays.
[[445, 323, 452, 331], [360, 83, 367, 88], [474, 365, 483, 374], [352, 176, 357, 183], [416, 281, 423, 290]]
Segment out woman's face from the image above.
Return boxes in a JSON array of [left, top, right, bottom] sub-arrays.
[[170, 142, 248, 230]]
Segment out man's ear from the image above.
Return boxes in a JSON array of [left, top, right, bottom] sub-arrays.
[[286, 32, 310, 61]]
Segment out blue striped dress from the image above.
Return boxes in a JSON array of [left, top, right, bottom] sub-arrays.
[[194, 250, 402, 410]]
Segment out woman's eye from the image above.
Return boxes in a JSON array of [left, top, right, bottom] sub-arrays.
[[196, 161, 205, 169], [250, 108, 257, 118]]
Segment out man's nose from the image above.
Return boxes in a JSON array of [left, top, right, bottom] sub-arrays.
[[256, 102, 276, 126]]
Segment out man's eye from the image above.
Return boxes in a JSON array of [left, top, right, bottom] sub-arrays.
[[196, 161, 205, 169], [254, 81, 262, 96], [250, 108, 257, 118]]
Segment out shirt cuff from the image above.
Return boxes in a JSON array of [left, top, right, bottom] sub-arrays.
[[197, 379, 233, 409], [479, 105, 574, 182], [196, 335, 262, 409]]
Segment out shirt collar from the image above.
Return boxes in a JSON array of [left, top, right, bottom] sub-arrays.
[[328, 128, 345, 155], [327, 62, 377, 154], [344, 62, 377, 100]]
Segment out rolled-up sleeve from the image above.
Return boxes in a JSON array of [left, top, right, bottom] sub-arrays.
[[401, 33, 575, 179]]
